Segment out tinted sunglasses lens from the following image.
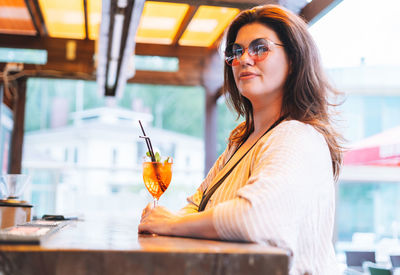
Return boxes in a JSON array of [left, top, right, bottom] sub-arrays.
[[225, 56, 235, 66], [249, 39, 269, 61], [224, 48, 233, 65], [225, 44, 243, 66]]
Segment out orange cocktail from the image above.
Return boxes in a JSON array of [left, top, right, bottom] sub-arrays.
[[142, 157, 173, 206]]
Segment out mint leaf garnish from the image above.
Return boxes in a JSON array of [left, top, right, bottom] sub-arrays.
[[155, 152, 161, 162]]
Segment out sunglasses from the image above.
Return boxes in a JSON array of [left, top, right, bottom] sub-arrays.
[[225, 38, 284, 66]]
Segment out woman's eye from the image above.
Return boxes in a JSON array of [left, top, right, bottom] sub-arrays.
[[254, 44, 268, 54], [232, 49, 243, 57]]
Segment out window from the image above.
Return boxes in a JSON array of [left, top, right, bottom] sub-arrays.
[[64, 148, 68, 162], [23, 79, 205, 218], [112, 148, 118, 166], [134, 55, 179, 72], [74, 147, 79, 164], [309, 0, 400, 260], [0, 48, 47, 64]]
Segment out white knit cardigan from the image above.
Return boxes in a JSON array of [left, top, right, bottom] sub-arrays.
[[180, 120, 339, 275]]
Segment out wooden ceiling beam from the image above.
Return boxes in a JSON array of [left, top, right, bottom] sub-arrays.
[[300, 0, 343, 24], [130, 70, 201, 86], [0, 63, 95, 80], [24, 0, 47, 36], [0, 34, 94, 52], [0, 34, 95, 79], [135, 43, 211, 58], [83, 0, 89, 39], [0, 34, 214, 83], [145, 0, 278, 10], [171, 6, 198, 46]]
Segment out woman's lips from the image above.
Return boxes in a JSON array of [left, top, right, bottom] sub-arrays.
[[239, 72, 258, 80]]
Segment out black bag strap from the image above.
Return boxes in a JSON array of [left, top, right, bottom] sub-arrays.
[[198, 116, 286, 212]]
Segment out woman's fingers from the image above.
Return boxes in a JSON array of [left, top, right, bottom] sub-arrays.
[[138, 210, 162, 233], [138, 206, 179, 235], [141, 206, 164, 223], [138, 222, 152, 234], [141, 203, 154, 221]]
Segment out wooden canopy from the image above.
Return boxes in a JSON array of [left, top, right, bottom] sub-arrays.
[[0, 0, 342, 173], [0, 0, 341, 92]]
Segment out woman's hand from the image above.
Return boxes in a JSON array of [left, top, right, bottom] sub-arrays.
[[138, 203, 219, 239], [140, 202, 154, 221], [139, 203, 181, 235]]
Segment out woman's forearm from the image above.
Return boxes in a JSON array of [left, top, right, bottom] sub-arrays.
[[177, 203, 199, 216], [139, 205, 219, 240], [170, 208, 219, 239]]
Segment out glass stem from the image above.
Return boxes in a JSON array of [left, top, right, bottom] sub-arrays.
[[153, 198, 158, 208]]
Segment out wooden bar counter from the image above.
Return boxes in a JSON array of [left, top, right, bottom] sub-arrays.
[[0, 217, 290, 275]]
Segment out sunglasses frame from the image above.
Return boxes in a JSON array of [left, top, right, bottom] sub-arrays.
[[225, 37, 284, 66]]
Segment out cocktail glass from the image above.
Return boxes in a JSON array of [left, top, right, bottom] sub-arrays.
[[142, 156, 173, 207]]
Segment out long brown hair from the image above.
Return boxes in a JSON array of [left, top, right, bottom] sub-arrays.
[[223, 4, 343, 180]]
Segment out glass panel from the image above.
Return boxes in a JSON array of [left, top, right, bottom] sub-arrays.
[[38, 0, 85, 39], [136, 1, 189, 44], [309, 0, 400, 268], [179, 6, 239, 47], [23, 79, 205, 219], [134, 55, 179, 72], [0, 47, 47, 64], [217, 95, 243, 156], [87, 0, 101, 40], [0, 0, 36, 35], [336, 181, 400, 261]]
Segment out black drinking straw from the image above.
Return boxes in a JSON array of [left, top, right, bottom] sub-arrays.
[[138, 120, 156, 162], [138, 120, 167, 193]]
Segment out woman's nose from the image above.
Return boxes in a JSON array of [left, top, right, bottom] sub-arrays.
[[238, 49, 254, 66]]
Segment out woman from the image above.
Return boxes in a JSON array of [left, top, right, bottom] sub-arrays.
[[139, 4, 342, 274]]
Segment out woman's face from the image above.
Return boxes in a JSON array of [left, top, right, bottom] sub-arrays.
[[232, 23, 290, 108]]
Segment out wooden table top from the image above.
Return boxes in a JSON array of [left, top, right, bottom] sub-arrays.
[[0, 217, 290, 275]]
